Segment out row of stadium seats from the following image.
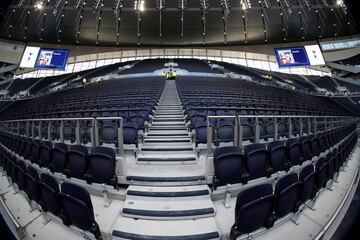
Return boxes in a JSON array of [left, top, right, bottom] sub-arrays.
[[213, 123, 356, 188], [0, 78, 165, 124], [176, 78, 351, 129], [229, 126, 358, 239], [0, 158, 102, 240], [0, 135, 118, 188]]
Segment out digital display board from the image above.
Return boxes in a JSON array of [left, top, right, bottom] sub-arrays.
[[20, 46, 69, 70], [274, 45, 325, 67]]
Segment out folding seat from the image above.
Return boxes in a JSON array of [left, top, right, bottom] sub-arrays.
[[213, 146, 246, 188], [317, 134, 327, 153], [123, 123, 138, 145], [39, 141, 53, 168], [230, 184, 276, 239], [244, 144, 271, 179], [323, 133, 331, 149], [278, 120, 288, 137], [9, 157, 19, 183], [30, 139, 42, 164], [39, 173, 61, 216], [300, 136, 313, 161], [85, 147, 118, 187], [299, 164, 316, 203], [239, 121, 254, 142], [25, 166, 40, 203], [267, 141, 288, 172], [274, 173, 301, 218], [24, 138, 33, 160], [65, 145, 89, 180], [129, 115, 146, 130], [309, 136, 321, 157], [215, 121, 234, 145], [16, 160, 27, 191], [50, 143, 68, 173], [59, 182, 102, 240], [315, 157, 328, 190], [286, 139, 302, 166], [325, 151, 336, 180]]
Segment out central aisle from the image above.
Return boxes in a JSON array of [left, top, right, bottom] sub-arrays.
[[113, 79, 221, 239], [125, 80, 209, 185]]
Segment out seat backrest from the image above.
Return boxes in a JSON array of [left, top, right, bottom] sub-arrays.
[[234, 183, 275, 234], [300, 136, 312, 161], [59, 182, 96, 231], [39, 173, 60, 215], [299, 164, 315, 202], [67, 145, 89, 179], [267, 141, 287, 172], [213, 146, 244, 186], [274, 172, 300, 218], [244, 144, 269, 179], [88, 147, 116, 184], [40, 141, 53, 167], [51, 143, 68, 173], [25, 166, 40, 202], [287, 139, 302, 166]]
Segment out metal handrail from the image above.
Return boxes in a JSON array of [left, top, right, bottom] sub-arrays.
[[0, 117, 125, 155], [204, 115, 357, 151]]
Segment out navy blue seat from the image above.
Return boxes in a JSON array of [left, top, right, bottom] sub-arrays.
[[25, 166, 40, 202], [286, 139, 302, 166], [300, 136, 313, 161], [230, 184, 276, 238], [16, 160, 27, 191], [315, 157, 328, 190], [299, 165, 316, 202], [50, 143, 68, 173], [65, 145, 88, 179], [39, 141, 52, 168], [123, 123, 138, 145], [39, 173, 61, 216], [310, 136, 321, 156], [86, 147, 118, 188], [244, 143, 271, 179], [267, 141, 288, 172], [274, 173, 301, 218], [30, 140, 42, 164], [215, 121, 234, 145], [213, 146, 246, 188], [59, 182, 102, 239]]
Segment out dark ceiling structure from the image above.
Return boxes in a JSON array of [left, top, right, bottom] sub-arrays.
[[0, 0, 358, 47]]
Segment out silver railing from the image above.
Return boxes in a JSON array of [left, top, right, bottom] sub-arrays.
[[0, 117, 125, 154], [205, 115, 357, 153]]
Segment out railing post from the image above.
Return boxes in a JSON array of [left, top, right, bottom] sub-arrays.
[[60, 120, 64, 143], [17, 121, 20, 135], [38, 120, 42, 139], [90, 118, 96, 147], [274, 117, 278, 141], [95, 118, 100, 147], [233, 116, 238, 146], [117, 117, 124, 155], [313, 117, 317, 134], [207, 118, 212, 155], [75, 120, 80, 144], [48, 121, 52, 140], [307, 118, 311, 135], [254, 117, 260, 143], [288, 117, 292, 138], [324, 118, 327, 131], [31, 121, 35, 139], [238, 117, 243, 148], [299, 117, 303, 137]]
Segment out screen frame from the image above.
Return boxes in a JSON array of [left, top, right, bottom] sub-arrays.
[[274, 46, 311, 68]]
